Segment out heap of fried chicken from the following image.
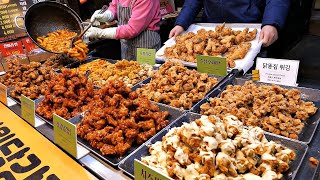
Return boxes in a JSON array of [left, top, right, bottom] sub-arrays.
[[36, 69, 95, 120], [164, 24, 257, 68], [76, 80, 170, 156], [1, 59, 26, 88], [9, 62, 56, 101], [136, 61, 218, 110], [73, 59, 154, 87], [0, 60, 56, 101], [200, 81, 318, 140], [142, 115, 296, 180]]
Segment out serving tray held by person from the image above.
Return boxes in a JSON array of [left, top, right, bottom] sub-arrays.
[[85, 0, 161, 60], [169, 0, 290, 47]]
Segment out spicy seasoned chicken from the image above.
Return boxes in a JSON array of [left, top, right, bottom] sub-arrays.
[[142, 115, 296, 180], [200, 81, 318, 140], [136, 61, 218, 110], [164, 24, 257, 68], [76, 80, 170, 156], [36, 69, 96, 120]]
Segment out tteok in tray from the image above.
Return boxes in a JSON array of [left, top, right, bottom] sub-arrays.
[[156, 23, 263, 73]]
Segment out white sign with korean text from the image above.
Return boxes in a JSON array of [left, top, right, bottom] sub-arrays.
[[256, 58, 300, 86]]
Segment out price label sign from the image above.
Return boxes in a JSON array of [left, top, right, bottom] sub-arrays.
[[0, 82, 7, 105], [21, 94, 35, 126], [134, 159, 171, 180], [53, 114, 77, 158], [137, 48, 156, 65], [197, 55, 227, 76], [256, 58, 300, 86]]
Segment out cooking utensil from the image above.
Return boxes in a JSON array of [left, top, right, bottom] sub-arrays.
[[14, 1, 84, 54], [71, 5, 108, 47]]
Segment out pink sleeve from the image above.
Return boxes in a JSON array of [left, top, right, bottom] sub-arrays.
[[108, 0, 118, 19], [115, 0, 158, 39]]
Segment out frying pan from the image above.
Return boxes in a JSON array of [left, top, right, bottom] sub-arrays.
[[15, 1, 85, 54]]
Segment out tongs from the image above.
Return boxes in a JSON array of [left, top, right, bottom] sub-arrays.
[[71, 5, 108, 46]]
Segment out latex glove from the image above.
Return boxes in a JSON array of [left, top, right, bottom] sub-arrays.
[[84, 27, 117, 39], [259, 25, 278, 47], [169, 25, 184, 38], [90, 9, 114, 26]]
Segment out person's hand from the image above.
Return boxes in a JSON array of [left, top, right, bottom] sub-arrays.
[[90, 10, 114, 26], [259, 25, 278, 47], [169, 25, 184, 38], [84, 27, 117, 39]]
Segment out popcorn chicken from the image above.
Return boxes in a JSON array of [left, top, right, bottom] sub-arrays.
[[136, 61, 218, 110], [200, 81, 317, 139]]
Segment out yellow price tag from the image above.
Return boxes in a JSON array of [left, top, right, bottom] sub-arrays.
[[252, 70, 260, 81], [53, 114, 77, 158], [0, 82, 7, 105], [21, 94, 35, 126], [134, 159, 171, 180]]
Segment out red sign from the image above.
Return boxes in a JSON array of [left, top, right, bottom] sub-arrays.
[[21, 37, 38, 52], [0, 40, 24, 57]]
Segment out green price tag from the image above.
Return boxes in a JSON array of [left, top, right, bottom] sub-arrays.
[[0, 83, 7, 105], [53, 114, 77, 158], [137, 48, 156, 65], [21, 94, 35, 126], [197, 55, 227, 76], [134, 159, 171, 180]]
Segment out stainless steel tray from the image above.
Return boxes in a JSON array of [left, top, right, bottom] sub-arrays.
[[191, 78, 320, 144], [132, 74, 225, 111], [118, 112, 308, 179], [70, 102, 185, 166], [66, 57, 156, 89]]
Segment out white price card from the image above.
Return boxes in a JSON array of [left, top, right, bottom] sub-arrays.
[[255, 58, 299, 86]]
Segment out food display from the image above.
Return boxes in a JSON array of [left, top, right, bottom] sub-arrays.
[[73, 59, 153, 87], [164, 24, 257, 67], [76, 80, 170, 156], [37, 30, 89, 61], [1, 59, 26, 88], [136, 61, 218, 110], [142, 115, 296, 179], [36, 69, 95, 120], [200, 81, 318, 139], [9, 62, 56, 101]]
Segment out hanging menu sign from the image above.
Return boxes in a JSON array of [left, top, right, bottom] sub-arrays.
[[0, 0, 45, 42]]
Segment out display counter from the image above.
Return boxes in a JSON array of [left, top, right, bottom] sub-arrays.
[[1, 74, 320, 179]]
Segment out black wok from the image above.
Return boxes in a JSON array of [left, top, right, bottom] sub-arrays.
[[15, 1, 85, 54]]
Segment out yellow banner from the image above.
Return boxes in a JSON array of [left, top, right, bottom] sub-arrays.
[[0, 103, 97, 180]]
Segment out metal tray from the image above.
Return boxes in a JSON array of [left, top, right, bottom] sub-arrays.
[[70, 102, 185, 166], [118, 112, 308, 179], [132, 74, 225, 111], [191, 78, 320, 144], [65, 57, 156, 89]]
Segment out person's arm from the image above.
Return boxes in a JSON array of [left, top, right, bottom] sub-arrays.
[[116, 0, 159, 39], [259, 0, 290, 47], [108, 0, 118, 20], [174, 0, 203, 31], [262, 0, 290, 30]]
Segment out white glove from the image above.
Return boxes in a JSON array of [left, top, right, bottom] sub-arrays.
[[90, 9, 114, 26], [84, 27, 117, 39]]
